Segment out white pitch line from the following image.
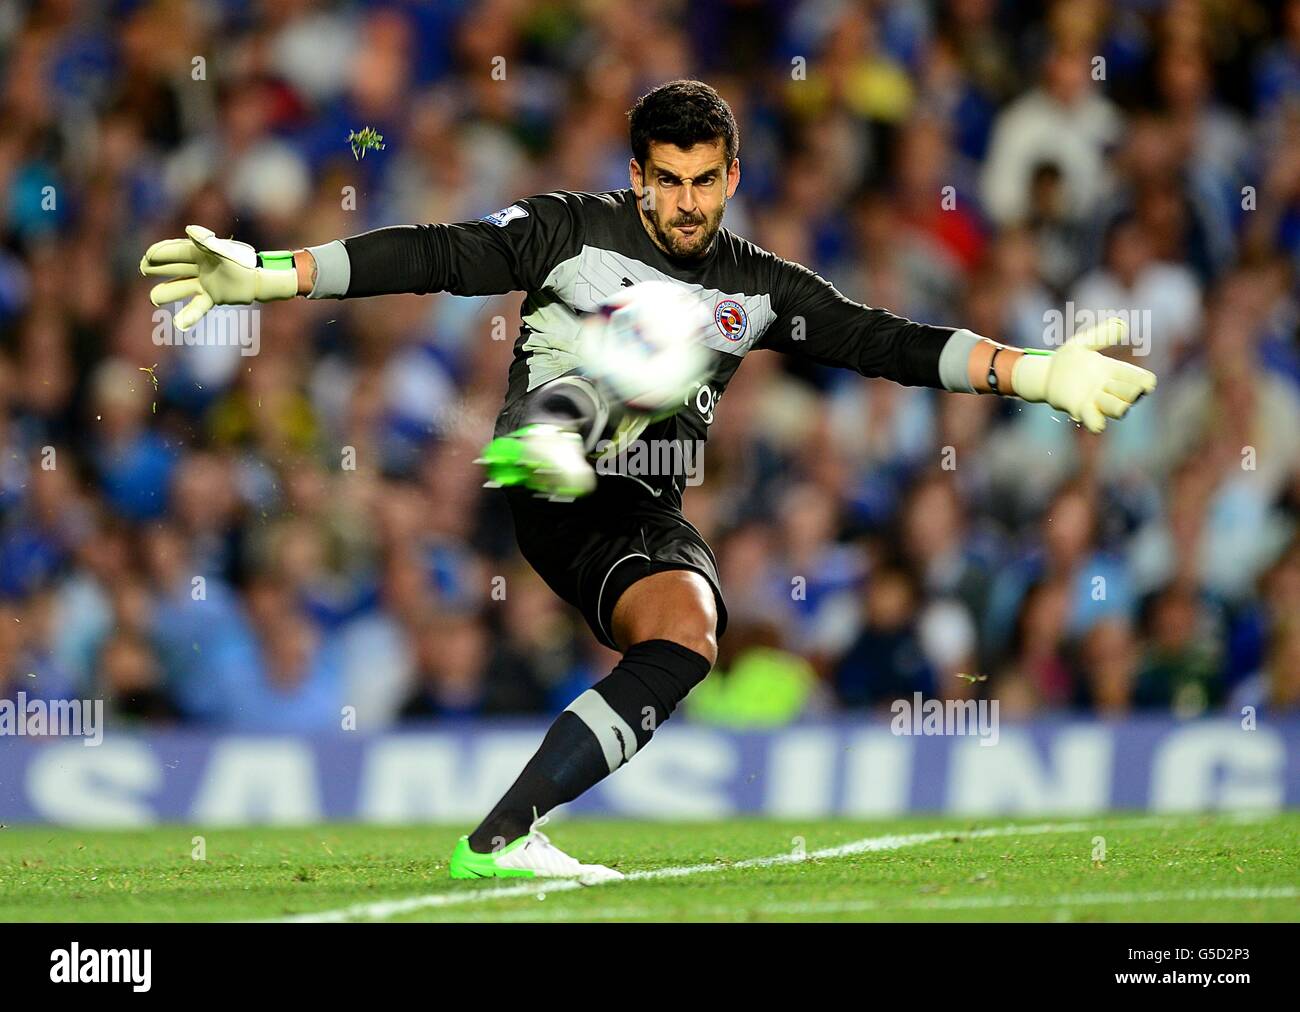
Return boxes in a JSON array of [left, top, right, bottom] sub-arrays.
[[274, 816, 1182, 924], [858, 885, 1300, 913], [446, 886, 1300, 923], [692, 885, 1300, 919], [276, 877, 590, 922]]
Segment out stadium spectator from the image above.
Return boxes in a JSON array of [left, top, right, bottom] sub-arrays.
[[216, 576, 344, 732], [1133, 581, 1222, 715], [96, 629, 178, 724], [1229, 619, 1300, 716], [980, 42, 1122, 227], [398, 609, 500, 720], [687, 619, 827, 727], [834, 564, 936, 709]]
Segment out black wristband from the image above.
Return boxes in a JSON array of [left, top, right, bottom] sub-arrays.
[[987, 347, 1003, 392]]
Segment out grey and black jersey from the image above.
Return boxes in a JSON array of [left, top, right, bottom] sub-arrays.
[[305, 188, 973, 507]]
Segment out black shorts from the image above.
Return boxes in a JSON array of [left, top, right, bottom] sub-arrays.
[[505, 477, 728, 651]]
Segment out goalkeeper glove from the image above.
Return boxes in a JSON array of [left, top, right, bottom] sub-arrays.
[[140, 225, 299, 331], [1012, 318, 1157, 434]]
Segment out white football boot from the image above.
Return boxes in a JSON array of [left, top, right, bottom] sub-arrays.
[[449, 814, 624, 884], [475, 423, 597, 501]]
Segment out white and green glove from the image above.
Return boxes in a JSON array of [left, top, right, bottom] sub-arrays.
[[1012, 318, 1157, 434], [139, 225, 299, 331]]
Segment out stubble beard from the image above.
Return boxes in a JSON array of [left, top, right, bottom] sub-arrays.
[[639, 196, 726, 261]]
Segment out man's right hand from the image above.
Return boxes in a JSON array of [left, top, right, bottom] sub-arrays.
[[140, 225, 300, 331]]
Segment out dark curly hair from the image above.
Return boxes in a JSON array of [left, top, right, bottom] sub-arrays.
[[627, 80, 739, 167]]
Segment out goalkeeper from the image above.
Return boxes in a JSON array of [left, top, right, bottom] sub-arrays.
[[141, 80, 1154, 883]]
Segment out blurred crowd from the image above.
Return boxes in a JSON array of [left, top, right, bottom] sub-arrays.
[[1, 0, 1299, 732]]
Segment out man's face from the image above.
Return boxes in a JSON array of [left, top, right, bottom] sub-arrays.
[[631, 139, 739, 260]]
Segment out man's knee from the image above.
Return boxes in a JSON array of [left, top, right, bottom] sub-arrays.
[[611, 569, 719, 669]]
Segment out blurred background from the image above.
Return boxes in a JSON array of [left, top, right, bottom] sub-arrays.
[[1, 0, 1299, 752]]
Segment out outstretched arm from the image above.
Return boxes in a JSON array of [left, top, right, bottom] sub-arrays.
[[141, 195, 583, 330], [760, 258, 1155, 434]]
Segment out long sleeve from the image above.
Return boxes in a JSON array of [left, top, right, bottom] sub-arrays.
[[757, 257, 956, 389], [304, 192, 586, 299]]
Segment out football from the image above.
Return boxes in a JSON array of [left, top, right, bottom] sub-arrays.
[[577, 280, 713, 417]]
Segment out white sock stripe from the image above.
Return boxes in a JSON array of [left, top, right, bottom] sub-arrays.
[[565, 689, 637, 772]]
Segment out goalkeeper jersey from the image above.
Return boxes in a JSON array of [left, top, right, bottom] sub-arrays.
[[306, 188, 961, 505]]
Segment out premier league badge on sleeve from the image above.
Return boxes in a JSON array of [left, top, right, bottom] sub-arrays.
[[480, 204, 530, 227]]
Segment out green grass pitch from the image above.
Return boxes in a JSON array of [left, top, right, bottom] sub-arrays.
[[1, 813, 1296, 922]]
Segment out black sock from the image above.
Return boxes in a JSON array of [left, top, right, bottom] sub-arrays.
[[467, 639, 711, 853]]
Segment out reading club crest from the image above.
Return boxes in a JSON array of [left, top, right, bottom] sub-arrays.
[[714, 299, 747, 341]]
